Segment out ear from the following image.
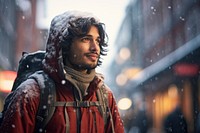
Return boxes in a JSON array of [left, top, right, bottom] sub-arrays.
[[22, 52, 28, 57]]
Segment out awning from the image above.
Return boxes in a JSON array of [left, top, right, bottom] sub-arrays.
[[127, 34, 200, 90]]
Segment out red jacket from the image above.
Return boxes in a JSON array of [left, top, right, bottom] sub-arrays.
[[0, 75, 124, 133], [0, 12, 124, 133]]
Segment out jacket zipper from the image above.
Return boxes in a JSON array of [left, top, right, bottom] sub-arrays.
[[76, 107, 81, 133], [73, 88, 82, 133], [92, 112, 98, 133]]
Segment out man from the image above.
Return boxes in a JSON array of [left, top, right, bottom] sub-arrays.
[[163, 106, 188, 133], [0, 11, 124, 133]]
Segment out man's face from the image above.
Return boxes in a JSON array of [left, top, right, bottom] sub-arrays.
[[67, 26, 101, 71]]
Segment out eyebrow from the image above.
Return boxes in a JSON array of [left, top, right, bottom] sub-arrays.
[[83, 35, 100, 39]]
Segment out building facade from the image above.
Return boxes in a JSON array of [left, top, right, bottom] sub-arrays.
[[0, 0, 47, 110], [109, 0, 200, 132]]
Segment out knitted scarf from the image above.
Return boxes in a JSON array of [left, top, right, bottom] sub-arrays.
[[64, 66, 96, 98]]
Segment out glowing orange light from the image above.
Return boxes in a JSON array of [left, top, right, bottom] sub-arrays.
[[0, 70, 17, 93]]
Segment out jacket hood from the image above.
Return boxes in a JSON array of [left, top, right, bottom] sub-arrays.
[[42, 11, 100, 83]]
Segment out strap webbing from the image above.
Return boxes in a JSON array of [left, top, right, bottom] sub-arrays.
[[98, 84, 115, 133], [64, 105, 70, 133], [53, 101, 102, 107], [32, 71, 56, 133], [53, 101, 102, 133], [108, 107, 115, 133]]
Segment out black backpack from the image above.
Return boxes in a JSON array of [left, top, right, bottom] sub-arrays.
[[0, 51, 56, 132], [0, 51, 114, 133]]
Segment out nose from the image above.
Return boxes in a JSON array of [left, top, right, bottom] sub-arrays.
[[90, 39, 99, 51]]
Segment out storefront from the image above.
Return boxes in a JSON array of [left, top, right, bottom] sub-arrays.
[[125, 37, 200, 133]]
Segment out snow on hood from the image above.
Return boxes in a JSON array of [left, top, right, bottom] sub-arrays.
[[42, 11, 100, 83]]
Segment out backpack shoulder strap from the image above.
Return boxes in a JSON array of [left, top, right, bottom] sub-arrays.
[[96, 84, 108, 123], [97, 83, 115, 133], [29, 71, 56, 133]]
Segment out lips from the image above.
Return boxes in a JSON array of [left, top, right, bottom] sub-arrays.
[[86, 53, 99, 61]]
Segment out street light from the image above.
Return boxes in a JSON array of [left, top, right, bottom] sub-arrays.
[[118, 97, 132, 110]]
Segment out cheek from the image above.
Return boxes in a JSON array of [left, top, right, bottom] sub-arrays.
[[98, 48, 101, 54], [72, 54, 77, 58], [69, 43, 88, 60], [70, 52, 83, 61]]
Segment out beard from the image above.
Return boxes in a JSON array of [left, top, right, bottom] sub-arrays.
[[72, 63, 97, 71], [66, 57, 99, 72]]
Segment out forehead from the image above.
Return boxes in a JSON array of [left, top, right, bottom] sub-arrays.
[[86, 26, 100, 37]]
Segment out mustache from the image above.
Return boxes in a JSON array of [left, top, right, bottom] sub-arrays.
[[86, 52, 100, 57]]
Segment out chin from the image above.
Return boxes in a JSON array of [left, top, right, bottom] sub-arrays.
[[86, 63, 98, 70]]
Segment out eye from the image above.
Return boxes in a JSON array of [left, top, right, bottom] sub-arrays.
[[80, 36, 101, 45], [81, 37, 91, 43], [96, 38, 101, 45]]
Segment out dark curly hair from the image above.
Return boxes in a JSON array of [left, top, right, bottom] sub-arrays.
[[61, 17, 108, 66]]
